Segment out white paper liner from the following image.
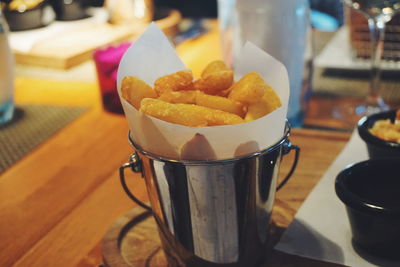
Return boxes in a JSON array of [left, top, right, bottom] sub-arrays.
[[117, 23, 290, 160]]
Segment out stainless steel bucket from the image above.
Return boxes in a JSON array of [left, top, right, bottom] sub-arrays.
[[119, 123, 299, 267]]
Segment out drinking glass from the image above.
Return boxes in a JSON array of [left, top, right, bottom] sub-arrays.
[[0, 10, 14, 125], [93, 43, 131, 114], [218, 0, 313, 128], [343, 0, 400, 115]]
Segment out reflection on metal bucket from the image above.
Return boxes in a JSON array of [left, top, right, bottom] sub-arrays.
[[119, 123, 299, 267]]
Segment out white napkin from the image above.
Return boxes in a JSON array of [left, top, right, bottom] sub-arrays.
[[275, 131, 400, 267]]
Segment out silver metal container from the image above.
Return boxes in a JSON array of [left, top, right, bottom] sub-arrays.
[[120, 123, 299, 267]]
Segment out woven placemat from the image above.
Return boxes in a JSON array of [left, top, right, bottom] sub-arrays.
[[0, 105, 88, 173]]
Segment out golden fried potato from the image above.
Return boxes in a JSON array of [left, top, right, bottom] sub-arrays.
[[121, 76, 157, 110], [140, 98, 244, 126], [228, 72, 266, 105], [245, 101, 268, 121], [262, 83, 282, 109], [217, 86, 233, 97], [154, 70, 193, 95], [245, 83, 281, 121], [201, 60, 230, 78], [124, 61, 282, 126], [158, 90, 197, 104], [158, 90, 245, 118], [245, 85, 281, 121], [202, 109, 244, 126], [194, 70, 234, 95], [140, 98, 207, 127], [196, 91, 245, 117]]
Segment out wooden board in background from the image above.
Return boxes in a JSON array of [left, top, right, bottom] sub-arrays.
[[13, 9, 181, 70]]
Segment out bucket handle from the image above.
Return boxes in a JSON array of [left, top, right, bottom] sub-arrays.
[[277, 139, 300, 191], [119, 153, 152, 212], [119, 139, 300, 211]]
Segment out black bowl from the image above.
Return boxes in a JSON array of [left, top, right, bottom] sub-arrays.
[[50, 0, 89, 21], [3, 1, 54, 31], [335, 159, 400, 259], [358, 109, 400, 159]]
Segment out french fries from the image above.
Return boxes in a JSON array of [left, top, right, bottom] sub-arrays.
[[140, 98, 208, 127], [121, 76, 157, 109], [203, 108, 244, 126], [158, 90, 245, 117], [121, 60, 281, 127], [158, 90, 197, 104], [154, 70, 193, 95], [228, 72, 266, 105], [140, 98, 243, 127], [194, 71, 234, 95], [193, 60, 234, 95], [201, 60, 230, 78], [245, 84, 282, 121], [196, 91, 245, 117]]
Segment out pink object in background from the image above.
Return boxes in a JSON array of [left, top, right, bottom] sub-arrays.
[[93, 43, 131, 114]]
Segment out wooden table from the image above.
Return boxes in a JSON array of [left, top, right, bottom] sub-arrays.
[[0, 110, 350, 267], [0, 23, 352, 267]]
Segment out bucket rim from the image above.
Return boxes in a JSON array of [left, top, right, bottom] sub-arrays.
[[128, 121, 291, 165]]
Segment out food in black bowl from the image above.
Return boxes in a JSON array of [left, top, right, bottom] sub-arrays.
[[358, 109, 400, 159], [335, 159, 400, 260], [2, 0, 54, 31]]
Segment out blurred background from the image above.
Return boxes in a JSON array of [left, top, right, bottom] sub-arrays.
[[1, 0, 400, 169], [2, 1, 400, 266]]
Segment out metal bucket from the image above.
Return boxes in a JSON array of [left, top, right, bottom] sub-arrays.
[[119, 123, 300, 267]]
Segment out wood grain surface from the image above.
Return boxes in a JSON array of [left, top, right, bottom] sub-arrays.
[[0, 106, 350, 267]]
